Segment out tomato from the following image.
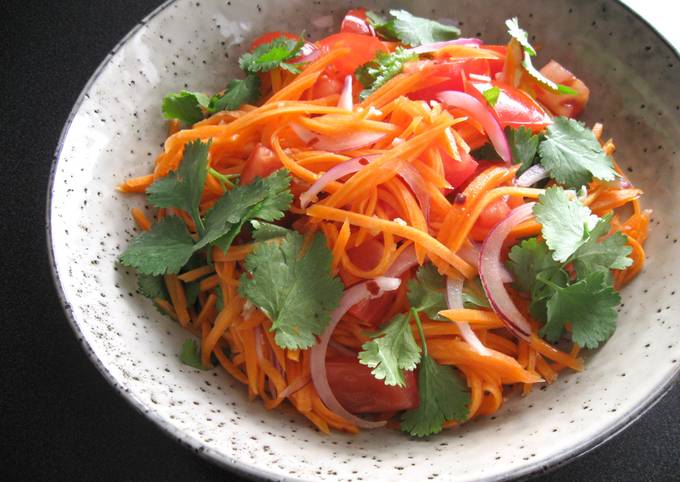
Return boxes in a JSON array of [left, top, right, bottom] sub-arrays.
[[466, 80, 551, 131], [250, 31, 299, 51], [326, 357, 419, 413], [535, 60, 590, 118], [240, 144, 282, 185], [312, 72, 344, 98], [476, 198, 511, 228], [408, 61, 464, 101], [340, 8, 375, 36], [443, 149, 478, 190], [344, 239, 397, 325], [317, 33, 387, 76]]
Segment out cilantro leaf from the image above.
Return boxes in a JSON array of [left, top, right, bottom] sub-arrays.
[[507, 237, 561, 293], [365, 10, 398, 39], [355, 47, 417, 100], [162, 90, 211, 125], [137, 274, 167, 300], [407, 264, 447, 320], [193, 170, 292, 252], [400, 355, 470, 437], [542, 271, 620, 348], [506, 126, 540, 175], [359, 313, 421, 387], [179, 338, 209, 370], [239, 36, 304, 74], [209, 74, 261, 112], [250, 220, 290, 241], [462, 278, 490, 309], [239, 229, 344, 350], [505, 17, 536, 56], [388, 9, 460, 47], [533, 186, 598, 263], [570, 214, 632, 279], [146, 140, 211, 232], [120, 216, 195, 276], [482, 86, 501, 107], [538, 117, 617, 189]]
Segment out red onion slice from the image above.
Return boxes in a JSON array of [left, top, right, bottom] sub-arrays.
[[479, 203, 535, 339], [291, 123, 387, 153], [410, 38, 483, 54], [457, 242, 513, 283], [299, 154, 380, 208], [446, 275, 490, 356], [436, 90, 512, 163], [515, 164, 549, 187], [310, 277, 402, 428], [397, 164, 431, 222], [337, 75, 353, 111], [294, 42, 321, 64]]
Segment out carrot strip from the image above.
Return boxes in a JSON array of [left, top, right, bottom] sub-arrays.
[[131, 207, 151, 231]]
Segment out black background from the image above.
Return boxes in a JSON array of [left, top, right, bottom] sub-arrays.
[[2, 0, 679, 480]]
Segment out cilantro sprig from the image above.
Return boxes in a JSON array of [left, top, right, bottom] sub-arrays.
[[507, 187, 632, 348], [367, 9, 460, 47], [179, 338, 210, 370], [239, 226, 344, 350], [239, 36, 305, 74], [355, 47, 417, 100]]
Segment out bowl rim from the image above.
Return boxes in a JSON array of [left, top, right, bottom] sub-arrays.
[[45, 1, 680, 480]]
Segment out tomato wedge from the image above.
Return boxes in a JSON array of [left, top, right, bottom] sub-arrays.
[[326, 357, 419, 413], [240, 144, 282, 185], [311, 72, 344, 98], [467, 80, 551, 131], [443, 149, 479, 190], [317, 33, 387, 76], [340, 8, 375, 36], [476, 197, 511, 228], [535, 60, 590, 118]]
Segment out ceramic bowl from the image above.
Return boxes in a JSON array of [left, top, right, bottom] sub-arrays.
[[47, 0, 680, 480]]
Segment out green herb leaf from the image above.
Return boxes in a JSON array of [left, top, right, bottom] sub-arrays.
[[179, 338, 208, 370], [570, 214, 633, 279], [400, 355, 470, 437], [388, 9, 460, 46], [482, 86, 501, 107], [162, 90, 211, 124], [146, 140, 211, 232], [506, 126, 540, 175], [365, 11, 399, 40], [462, 278, 490, 309], [193, 169, 292, 252], [355, 47, 418, 100], [209, 74, 261, 112], [239, 36, 305, 74], [239, 229, 344, 350], [533, 186, 598, 263], [250, 220, 291, 241], [120, 216, 195, 276], [407, 264, 447, 320], [137, 274, 168, 300], [505, 17, 536, 56], [359, 313, 421, 387], [538, 117, 617, 189], [507, 237, 562, 294], [542, 271, 620, 348]]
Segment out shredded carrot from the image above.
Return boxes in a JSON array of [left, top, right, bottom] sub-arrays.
[[131, 207, 151, 231]]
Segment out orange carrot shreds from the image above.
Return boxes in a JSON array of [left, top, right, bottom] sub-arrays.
[[437, 45, 505, 60], [167, 118, 182, 136], [164, 275, 190, 327], [310, 394, 360, 433], [529, 335, 583, 371], [535, 354, 558, 384], [509, 219, 542, 239], [460, 367, 484, 420], [270, 131, 324, 185], [154, 298, 177, 320], [262, 321, 287, 369], [211, 244, 254, 262], [428, 338, 541, 384], [438, 309, 505, 328], [619, 234, 645, 286], [117, 174, 155, 193], [522, 348, 538, 396], [195, 293, 217, 330], [213, 348, 248, 385], [445, 186, 545, 253], [131, 207, 152, 231], [307, 204, 475, 279], [383, 177, 428, 263], [270, 68, 283, 93], [331, 219, 351, 273], [476, 380, 504, 416], [485, 333, 519, 357], [297, 114, 400, 136], [198, 274, 221, 292], [178, 265, 214, 282], [201, 298, 242, 368], [589, 188, 643, 215]]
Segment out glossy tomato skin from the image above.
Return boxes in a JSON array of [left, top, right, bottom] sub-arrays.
[[443, 149, 479, 190], [476, 198, 511, 228], [535, 60, 590, 118], [240, 144, 282, 185], [340, 8, 375, 36], [466, 80, 551, 131], [250, 31, 299, 50], [312, 72, 344, 98], [317, 33, 387, 76], [326, 357, 419, 413]]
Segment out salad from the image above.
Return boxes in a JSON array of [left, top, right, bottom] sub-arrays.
[[118, 9, 649, 436]]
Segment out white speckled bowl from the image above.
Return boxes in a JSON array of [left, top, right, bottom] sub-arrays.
[[47, 0, 680, 480]]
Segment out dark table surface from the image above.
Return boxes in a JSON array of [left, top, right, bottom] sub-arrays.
[[2, 0, 679, 480]]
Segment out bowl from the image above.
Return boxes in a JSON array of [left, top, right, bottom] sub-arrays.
[[47, 0, 680, 480]]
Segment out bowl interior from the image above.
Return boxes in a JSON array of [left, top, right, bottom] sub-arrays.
[[48, 0, 680, 480]]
